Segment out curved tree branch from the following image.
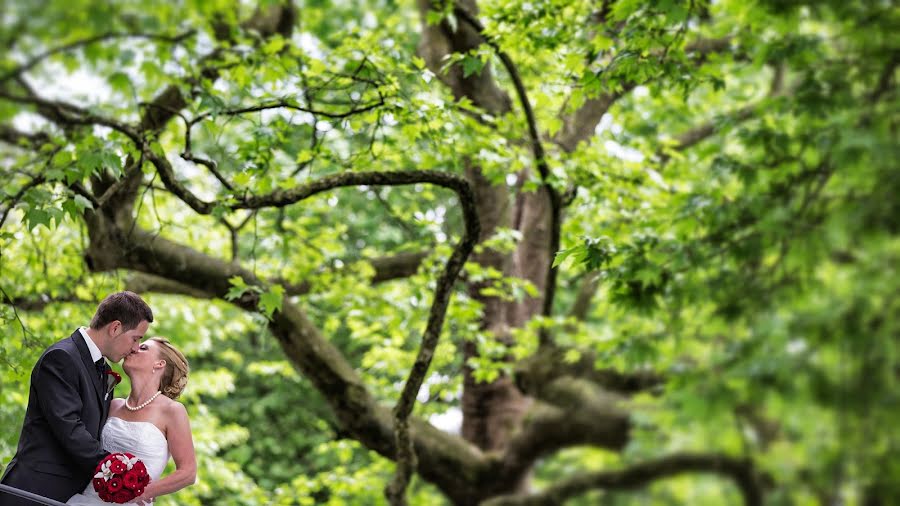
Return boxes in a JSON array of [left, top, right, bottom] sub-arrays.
[[0, 90, 141, 143], [192, 97, 385, 122], [0, 30, 195, 84], [660, 67, 788, 161], [0, 173, 45, 229], [368, 251, 431, 283], [149, 145, 481, 219], [554, 36, 734, 152], [237, 170, 478, 210], [125, 250, 431, 298], [452, 6, 563, 347], [180, 152, 234, 191], [386, 180, 480, 505], [0, 124, 51, 148], [275, 251, 431, 295], [484, 452, 763, 506], [497, 383, 630, 484], [568, 272, 601, 321], [869, 50, 898, 103], [515, 347, 665, 398], [450, 7, 549, 179], [0, 292, 95, 311]]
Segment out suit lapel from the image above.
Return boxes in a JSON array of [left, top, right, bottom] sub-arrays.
[[71, 331, 105, 407], [101, 368, 113, 426]]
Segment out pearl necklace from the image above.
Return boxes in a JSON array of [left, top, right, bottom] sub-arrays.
[[125, 390, 162, 411]]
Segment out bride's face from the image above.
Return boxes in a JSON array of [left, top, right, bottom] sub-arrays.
[[123, 340, 164, 376]]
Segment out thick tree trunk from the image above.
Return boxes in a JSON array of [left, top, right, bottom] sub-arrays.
[[458, 166, 532, 453], [508, 186, 553, 328]]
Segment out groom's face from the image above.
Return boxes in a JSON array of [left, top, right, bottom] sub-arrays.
[[109, 320, 150, 361]]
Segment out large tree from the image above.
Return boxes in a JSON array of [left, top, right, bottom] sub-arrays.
[[1, 0, 897, 505]]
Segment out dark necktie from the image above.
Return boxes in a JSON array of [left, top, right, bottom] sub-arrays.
[[95, 358, 107, 383]]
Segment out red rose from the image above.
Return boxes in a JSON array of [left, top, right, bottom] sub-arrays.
[[93, 477, 104, 489], [107, 477, 122, 492], [123, 470, 140, 490], [133, 461, 148, 476], [109, 458, 127, 474], [134, 487, 144, 497], [111, 490, 134, 504]]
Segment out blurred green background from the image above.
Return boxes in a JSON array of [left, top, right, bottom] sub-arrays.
[[1, 0, 897, 504]]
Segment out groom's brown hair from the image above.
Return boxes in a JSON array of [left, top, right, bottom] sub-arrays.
[[90, 291, 154, 331]]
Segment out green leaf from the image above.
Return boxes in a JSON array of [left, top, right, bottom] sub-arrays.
[[263, 36, 286, 55], [51, 150, 74, 169], [108, 72, 132, 95], [61, 199, 80, 220], [461, 54, 484, 78], [591, 34, 614, 52], [139, 60, 162, 80], [211, 204, 229, 220], [259, 284, 285, 319], [73, 194, 94, 211], [425, 10, 444, 26], [552, 245, 583, 268], [198, 92, 226, 116], [225, 276, 259, 301], [479, 287, 506, 299], [24, 208, 51, 231], [233, 172, 252, 187], [45, 168, 65, 182], [118, 49, 135, 66]]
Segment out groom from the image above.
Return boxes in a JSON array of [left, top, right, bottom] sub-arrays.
[[0, 291, 153, 505]]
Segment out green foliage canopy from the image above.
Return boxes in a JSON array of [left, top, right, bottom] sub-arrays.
[[1, 0, 897, 504]]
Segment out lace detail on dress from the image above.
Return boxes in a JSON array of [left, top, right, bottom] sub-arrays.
[[66, 417, 169, 505]]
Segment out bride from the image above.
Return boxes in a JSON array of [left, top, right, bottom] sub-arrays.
[[67, 337, 196, 505]]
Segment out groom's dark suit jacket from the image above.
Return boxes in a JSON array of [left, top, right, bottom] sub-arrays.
[[0, 330, 112, 505]]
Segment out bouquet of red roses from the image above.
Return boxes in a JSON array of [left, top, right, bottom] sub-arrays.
[[92, 452, 151, 503]]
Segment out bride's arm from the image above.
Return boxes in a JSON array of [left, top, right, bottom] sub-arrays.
[[135, 402, 197, 504]]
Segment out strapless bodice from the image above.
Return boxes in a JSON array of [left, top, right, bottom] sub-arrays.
[[100, 417, 169, 480]]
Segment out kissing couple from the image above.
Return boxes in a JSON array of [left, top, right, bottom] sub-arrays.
[[1, 291, 196, 505]]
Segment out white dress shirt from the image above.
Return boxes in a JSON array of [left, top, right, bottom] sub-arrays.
[[78, 326, 104, 363]]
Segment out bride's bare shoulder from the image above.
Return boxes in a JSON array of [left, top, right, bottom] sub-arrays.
[[160, 396, 188, 418]]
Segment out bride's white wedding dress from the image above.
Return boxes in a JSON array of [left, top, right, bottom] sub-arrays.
[[66, 417, 169, 505]]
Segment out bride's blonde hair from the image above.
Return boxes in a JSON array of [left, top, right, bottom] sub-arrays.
[[149, 337, 190, 400]]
